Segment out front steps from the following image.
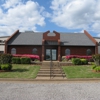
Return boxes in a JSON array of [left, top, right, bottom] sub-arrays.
[[36, 61, 66, 79]]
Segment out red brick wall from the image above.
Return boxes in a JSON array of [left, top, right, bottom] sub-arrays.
[[7, 45, 95, 61], [7, 45, 42, 61], [43, 31, 60, 40], [61, 46, 95, 56]]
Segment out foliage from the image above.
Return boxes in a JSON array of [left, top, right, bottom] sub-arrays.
[[92, 64, 100, 72], [72, 58, 82, 65], [0, 54, 12, 64], [66, 55, 92, 61], [92, 65, 97, 69], [12, 57, 21, 64], [92, 54, 100, 65], [13, 54, 40, 60], [80, 59, 88, 65], [1, 64, 12, 70], [72, 58, 88, 65], [20, 57, 31, 64], [94, 67, 100, 72]]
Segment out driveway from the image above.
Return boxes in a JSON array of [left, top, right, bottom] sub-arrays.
[[0, 81, 100, 100]]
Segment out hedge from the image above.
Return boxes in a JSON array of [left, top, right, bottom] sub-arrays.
[[12, 57, 21, 64], [1, 64, 12, 70], [20, 57, 31, 64], [0, 54, 12, 64], [80, 59, 88, 65], [72, 58, 88, 65], [72, 58, 82, 65]]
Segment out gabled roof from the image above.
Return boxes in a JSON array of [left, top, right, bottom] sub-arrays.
[[8, 31, 43, 45], [60, 33, 95, 46], [7, 31, 95, 46]]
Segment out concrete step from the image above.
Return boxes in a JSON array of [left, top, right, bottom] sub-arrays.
[[38, 72, 65, 75], [37, 61, 66, 78], [38, 70, 64, 72], [37, 73, 66, 77], [39, 70, 64, 73], [40, 67, 60, 69], [42, 61, 59, 66], [40, 68, 60, 70], [41, 66, 50, 68], [40, 69, 50, 70]]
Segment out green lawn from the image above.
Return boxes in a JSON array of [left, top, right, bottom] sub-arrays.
[[62, 65, 100, 78], [0, 64, 40, 79]]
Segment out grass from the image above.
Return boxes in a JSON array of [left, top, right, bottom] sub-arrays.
[[0, 64, 40, 79], [62, 65, 100, 78]]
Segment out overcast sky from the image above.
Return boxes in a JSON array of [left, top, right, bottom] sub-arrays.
[[0, 0, 100, 37]]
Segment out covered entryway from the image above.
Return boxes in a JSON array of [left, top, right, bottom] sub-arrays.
[[45, 49, 57, 60], [42, 31, 61, 61]]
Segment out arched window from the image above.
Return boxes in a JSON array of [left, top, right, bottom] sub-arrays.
[[87, 49, 92, 55], [65, 49, 70, 55], [32, 48, 37, 54], [11, 48, 16, 54]]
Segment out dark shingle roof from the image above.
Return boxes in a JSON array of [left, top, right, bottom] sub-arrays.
[[7, 31, 95, 46], [60, 33, 95, 46], [8, 32, 43, 45]]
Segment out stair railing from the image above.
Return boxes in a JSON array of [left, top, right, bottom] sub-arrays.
[[58, 62, 65, 78], [50, 60, 54, 79]]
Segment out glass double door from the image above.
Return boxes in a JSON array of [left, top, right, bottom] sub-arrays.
[[46, 49, 57, 60]]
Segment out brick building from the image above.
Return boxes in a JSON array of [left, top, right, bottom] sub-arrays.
[[5, 30, 98, 61]]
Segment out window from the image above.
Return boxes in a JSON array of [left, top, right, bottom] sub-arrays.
[[87, 49, 92, 55], [65, 49, 70, 55], [11, 48, 16, 54], [32, 48, 37, 54]]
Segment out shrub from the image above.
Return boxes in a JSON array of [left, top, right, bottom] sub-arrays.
[[94, 67, 100, 72], [1, 64, 12, 70], [20, 57, 31, 64], [80, 59, 88, 65], [92, 65, 97, 69], [13, 54, 40, 60], [0, 54, 12, 64], [72, 58, 82, 65], [12, 57, 21, 64], [92, 54, 100, 65]]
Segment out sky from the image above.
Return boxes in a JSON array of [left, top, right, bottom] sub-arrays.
[[0, 0, 100, 37]]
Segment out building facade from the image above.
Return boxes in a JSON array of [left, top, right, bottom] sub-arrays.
[[0, 36, 10, 54], [5, 30, 98, 61]]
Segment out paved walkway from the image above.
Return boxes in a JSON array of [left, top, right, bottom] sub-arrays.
[[0, 81, 100, 100]]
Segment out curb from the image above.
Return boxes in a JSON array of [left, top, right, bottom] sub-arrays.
[[0, 78, 100, 82]]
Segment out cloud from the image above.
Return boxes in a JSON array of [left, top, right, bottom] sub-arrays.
[[50, 0, 100, 35], [0, 0, 46, 36], [2, 0, 21, 9]]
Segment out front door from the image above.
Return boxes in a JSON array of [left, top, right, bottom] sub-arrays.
[[46, 49, 57, 60]]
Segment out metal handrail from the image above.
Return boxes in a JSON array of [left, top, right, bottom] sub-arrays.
[[58, 62, 65, 78], [50, 60, 54, 79]]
